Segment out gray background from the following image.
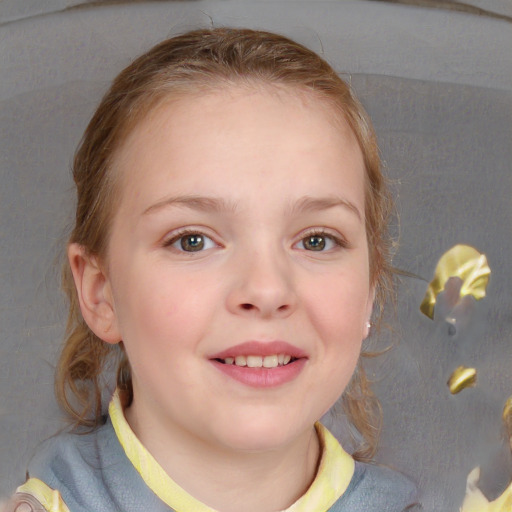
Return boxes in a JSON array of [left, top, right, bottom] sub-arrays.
[[0, 1, 511, 511]]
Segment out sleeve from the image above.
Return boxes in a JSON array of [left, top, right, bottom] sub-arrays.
[[3, 493, 47, 512], [4, 479, 70, 512]]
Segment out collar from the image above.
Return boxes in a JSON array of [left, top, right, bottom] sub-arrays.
[[109, 390, 355, 512]]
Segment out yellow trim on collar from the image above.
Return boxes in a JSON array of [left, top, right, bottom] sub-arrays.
[[109, 392, 215, 512], [16, 478, 70, 512], [109, 391, 355, 512], [285, 423, 355, 512]]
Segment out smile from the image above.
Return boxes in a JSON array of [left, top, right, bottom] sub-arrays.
[[209, 341, 307, 388], [216, 354, 296, 368]]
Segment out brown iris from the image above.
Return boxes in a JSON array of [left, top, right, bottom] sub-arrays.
[[303, 235, 326, 251], [181, 234, 205, 252]]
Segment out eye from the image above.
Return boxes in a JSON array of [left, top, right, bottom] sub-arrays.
[[298, 231, 345, 252], [165, 231, 217, 253]]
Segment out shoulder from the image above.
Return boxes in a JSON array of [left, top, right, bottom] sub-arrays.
[[17, 421, 122, 512], [354, 461, 418, 497], [28, 421, 114, 485], [17, 420, 173, 512], [329, 461, 421, 512]]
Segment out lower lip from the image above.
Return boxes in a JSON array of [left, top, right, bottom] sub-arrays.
[[210, 359, 307, 388]]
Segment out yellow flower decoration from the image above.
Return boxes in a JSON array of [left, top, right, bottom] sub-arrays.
[[447, 366, 477, 394], [420, 244, 491, 320]]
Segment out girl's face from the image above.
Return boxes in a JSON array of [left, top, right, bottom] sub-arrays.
[[104, 86, 373, 453]]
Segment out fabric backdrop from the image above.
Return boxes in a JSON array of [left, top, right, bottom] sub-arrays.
[[1, 2, 511, 511]]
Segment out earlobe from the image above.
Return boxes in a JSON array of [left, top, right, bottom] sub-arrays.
[[67, 243, 121, 344]]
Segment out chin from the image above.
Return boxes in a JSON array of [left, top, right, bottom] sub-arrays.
[[215, 411, 314, 453]]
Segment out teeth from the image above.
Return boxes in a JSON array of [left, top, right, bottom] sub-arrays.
[[221, 354, 294, 368], [235, 356, 247, 367], [247, 355, 263, 368], [263, 355, 278, 368]]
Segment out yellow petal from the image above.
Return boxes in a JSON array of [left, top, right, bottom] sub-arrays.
[[447, 366, 477, 394], [420, 245, 491, 319]]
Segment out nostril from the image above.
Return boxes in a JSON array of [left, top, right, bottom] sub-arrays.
[[241, 303, 254, 310]]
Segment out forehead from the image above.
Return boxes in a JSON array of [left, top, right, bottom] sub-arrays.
[[111, 85, 365, 214]]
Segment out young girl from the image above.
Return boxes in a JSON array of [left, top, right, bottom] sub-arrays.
[[7, 28, 419, 512]]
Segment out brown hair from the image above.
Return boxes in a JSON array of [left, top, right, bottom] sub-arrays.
[[56, 27, 394, 461]]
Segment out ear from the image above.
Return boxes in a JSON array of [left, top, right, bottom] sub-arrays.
[[363, 286, 376, 339], [68, 243, 121, 344]]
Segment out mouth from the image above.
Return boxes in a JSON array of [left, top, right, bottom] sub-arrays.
[[208, 341, 307, 388], [214, 354, 298, 368]]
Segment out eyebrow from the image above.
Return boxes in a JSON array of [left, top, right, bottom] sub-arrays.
[[289, 195, 363, 221], [143, 194, 362, 220], [143, 195, 239, 216]]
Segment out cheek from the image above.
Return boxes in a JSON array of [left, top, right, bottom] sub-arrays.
[[113, 268, 220, 355], [302, 271, 368, 397], [304, 271, 369, 336]]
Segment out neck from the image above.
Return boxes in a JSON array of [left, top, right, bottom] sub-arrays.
[[125, 401, 321, 512]]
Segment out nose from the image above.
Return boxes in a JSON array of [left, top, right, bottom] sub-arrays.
[[226, 247, 298, 319]]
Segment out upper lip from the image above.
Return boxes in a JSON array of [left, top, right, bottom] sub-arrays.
[[209, 341, 307, 360]]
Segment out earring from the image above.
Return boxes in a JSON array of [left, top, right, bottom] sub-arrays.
[[366, 321, 371, 331]]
